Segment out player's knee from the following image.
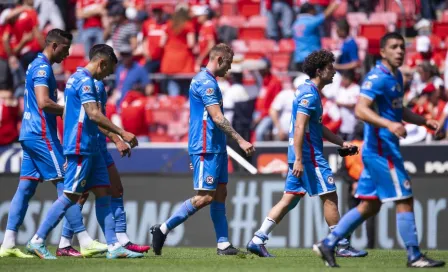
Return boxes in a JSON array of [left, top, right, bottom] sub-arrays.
[[110, 186, 124, 198], [64, 192, 81, 203], [78, 192, 89, 206], [193, 194, 214, 209], [18, 181, 38, 200], [395, 197, 414, 213], [214, 184, 227, 202], [359, 199, 382, 216]]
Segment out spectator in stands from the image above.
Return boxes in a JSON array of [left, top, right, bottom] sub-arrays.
[[269, 87, 295, 141], [420, 0, 446, 20], [265, 0, 293, 41], [160, 5, 195, 96], [3, 0, 45, 70], [142, 7, 166, 73], [408, 61, 444, 104], [347, 0, 377, 14], [333, 19, 360, 72], [292, 1, 339, 72], [120, 84, 150, 142], [341, 122, 375, 249], [322, 93, 341, 135], [0, 89, 20, 146], [194, 6, 216, 72], [105, 4, 138, 56], [254, 58, 282, 141], [76, 0, 106, 60], [335, 70, 359, 141], [34, 0, 65, 30], [114, 48, 153, 109], [0, 8, 13, 97], [407, 36, 444, 72]]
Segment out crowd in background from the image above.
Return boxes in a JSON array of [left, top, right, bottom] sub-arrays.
[[1, 0, 448, 146]]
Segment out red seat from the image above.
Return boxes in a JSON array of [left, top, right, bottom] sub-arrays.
[[359, 24, 387, 55], [246, 15, 267, 28], [221, 0, 237, 16], [231, 39, 248, 54], [237, 0, 261, 18], [347, 12, 368, 29], [279, 39, 295, 53], [433, 22, 448, 40], [218, 16, 246, 28], [369, 12, 398, 27], [269, 52, 290, 72], [245, 39, 276, 59], [442, 10, 448, 22], [239, 26, 265, 40], [333, 0, 347, 18], [320, 37, 338, 51], [355, 37, 368, 51]]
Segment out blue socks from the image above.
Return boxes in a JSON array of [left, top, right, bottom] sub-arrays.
[[323, 208, 365, 248], [397, 212, 421, 261], [210, 201, 229, 243], [36, 194, 74, 240], [165, 199, 198, 231], [111, 196, 127, 233], [95, 196, 118, 245], [55, 182, 86, 238], [6, 180, 38, 231]]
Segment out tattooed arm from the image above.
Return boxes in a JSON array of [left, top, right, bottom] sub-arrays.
[[206, 104, 255, 156]]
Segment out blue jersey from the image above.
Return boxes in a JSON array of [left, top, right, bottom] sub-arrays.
[[19, 53, 58, 142], [63, 67, 99, 155], [95, 80, 108, 151], [360, 61, 404, 159], [288, 80, 327, 166], [188, 68, 226, 154], [293, 14, 325, 63]]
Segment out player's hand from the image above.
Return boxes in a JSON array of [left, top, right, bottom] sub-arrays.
[[292, 159, 304, 177], [387, 122, 407, 138], [239, 140, 255, 156], [425, 119, 439, 132], [116, 140, 131, 157], [121, 131, 138, 148], [342, 141, 353, 149]]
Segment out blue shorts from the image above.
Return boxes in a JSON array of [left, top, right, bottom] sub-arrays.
[[64, 153, 110, 195], [284, 162, 336, 197], [20, 139, 65, 182], [190, 153, 228, 191], [100, 149, 115, 168], [355, 154, 412, 202]]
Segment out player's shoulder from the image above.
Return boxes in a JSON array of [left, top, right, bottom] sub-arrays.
[[361, 68, 383, 90], [94, 79, 105, 90], [296, 83, 316, 99], [192, 71, 218, 91]]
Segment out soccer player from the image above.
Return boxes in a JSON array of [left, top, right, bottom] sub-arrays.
[[150, 43, 255, 255], [57, 79, 150, 255], [0, 29, 105, 258], [246, 50, 366, 258], [314, 33, 446, 268], [25, 44, 143, 259]]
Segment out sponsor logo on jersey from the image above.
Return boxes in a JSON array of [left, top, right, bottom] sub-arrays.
[[362, 81, 372, 89], [300, 99, 309, 107], [81, 180, 87, 187], [328, 176, 334, 184], [37, 70, 47, 77], [206, 88, 214, 95], [83, 85, 91, 93]]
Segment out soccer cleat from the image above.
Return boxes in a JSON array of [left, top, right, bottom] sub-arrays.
[[56, 246, 82, 257], [124, 242, 150, 253], [106, 246, 144, 259], [336, 241, 368, 257], [0, 247, 34, 258], [26, 241, 57, 259], [246, 240, 274, 257], [313, 242, 339, 268], [407, 254, 446, 268], [150, 224, 167, 256], [80, 240, 108, 257], [217, 245, 244, 256]]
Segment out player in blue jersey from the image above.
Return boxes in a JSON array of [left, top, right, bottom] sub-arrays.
[[26, 44, 143, 259], [150, 43, 255, 256], [246, 50, 366, 258], [0, 29, 105, 259], [57, 79, 150, 255], [314, 33, 445, 268]]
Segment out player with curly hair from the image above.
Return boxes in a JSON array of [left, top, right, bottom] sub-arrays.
[[246, 50, 367, 258]]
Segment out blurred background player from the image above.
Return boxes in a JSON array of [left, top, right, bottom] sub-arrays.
[[25, 44, 141, 259], [58, 79, 150, 256], [150, 43, 255, 256], [314, 33, 445, 268], [246, 50, 366, 258], [0, 29, 105, 259]]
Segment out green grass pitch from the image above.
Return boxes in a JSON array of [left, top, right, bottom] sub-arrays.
[[1, 247, 447, 272]]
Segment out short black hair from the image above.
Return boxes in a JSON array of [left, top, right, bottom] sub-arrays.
[[302, 50, 335, 79], [336, 19, 350, 34], [380, 32, 405, 49], [300, 3, 315, 14], [341, 69, 355, 81], [89, 44, 118, 64], [45, 28, 72, 45]]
